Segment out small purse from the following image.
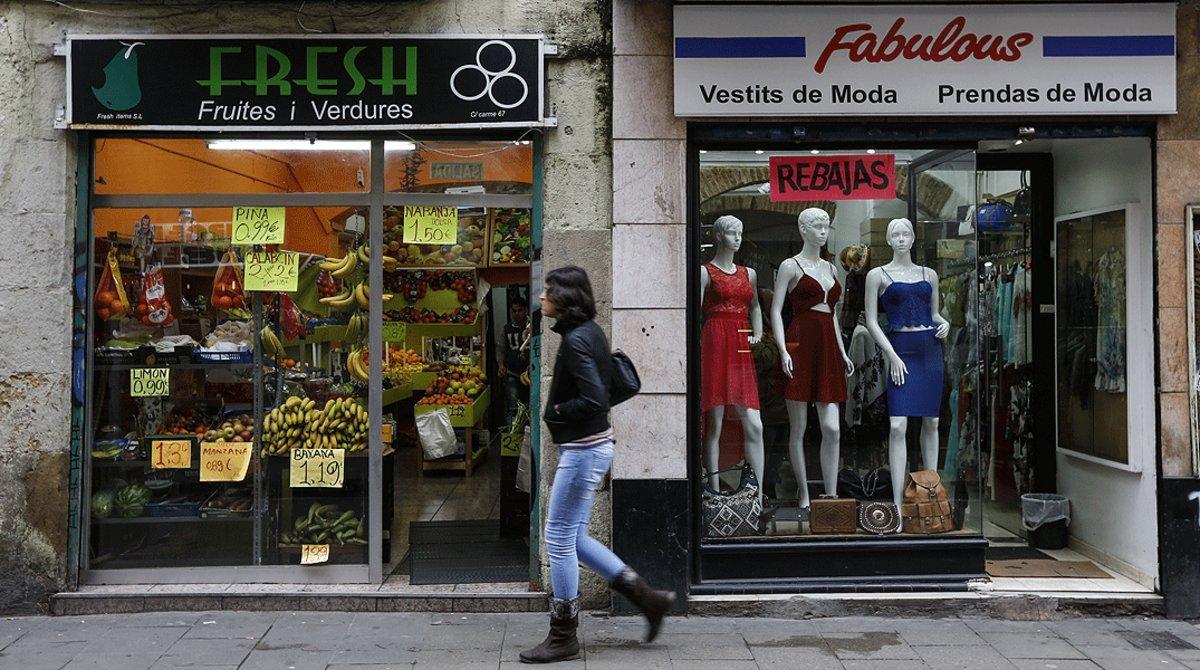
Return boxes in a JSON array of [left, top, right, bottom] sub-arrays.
[[810, 495, 858, 535], [701, 465, 763, 538], [902, 470, 954, 534], [976, 196, 1014, 231], [859, 501, 902, 535]]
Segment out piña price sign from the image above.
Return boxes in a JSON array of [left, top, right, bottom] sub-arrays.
[[232, 206, 286, 245], [402, 205, 457, 244], [289, 448, 345, 488]]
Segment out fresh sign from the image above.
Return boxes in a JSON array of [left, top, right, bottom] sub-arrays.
[[769, 154, 896, 201], [673, 4, 1176, 116], [232, 207, 286, 245], [403, 206, 458, 244]]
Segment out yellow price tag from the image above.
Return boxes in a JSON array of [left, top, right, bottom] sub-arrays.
[[151, 439, 192, 469], [244, 250, 299, 292], [289, 448, 345, 488], [130, 368, 170, 397], [382, 321, 407, 343], [402, 205, 457, 245], [381, 422, 394, 444], [300, 544, 330, 565], [199, 442, 253, 482], [232, 206, 286, 245]]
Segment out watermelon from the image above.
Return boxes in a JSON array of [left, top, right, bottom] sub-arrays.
[[91, 491, 115, 519], [115, 484, 151, 518]]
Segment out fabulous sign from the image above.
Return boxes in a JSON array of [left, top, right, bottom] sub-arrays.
[[674, 4, 1176, 116], [66, 35, 549, 130]]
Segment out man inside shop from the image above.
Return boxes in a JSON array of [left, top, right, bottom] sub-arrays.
[[499, 295, 530, 424]]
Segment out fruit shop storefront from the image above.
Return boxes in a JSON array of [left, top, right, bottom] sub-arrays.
[[63, 34, 553, 587]]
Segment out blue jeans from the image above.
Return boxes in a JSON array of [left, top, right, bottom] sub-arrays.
[[545, 440, 626, 600]]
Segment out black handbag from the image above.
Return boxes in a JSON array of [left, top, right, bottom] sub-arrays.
[[609, 349, 640, 406], [701, 465, 763, 538], [859, 501, 902, 535], [836, 467, 893, 501], [1012, 171, 1032, 219]]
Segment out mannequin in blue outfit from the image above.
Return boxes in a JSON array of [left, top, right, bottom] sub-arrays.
[[864, 218, 950, 517]]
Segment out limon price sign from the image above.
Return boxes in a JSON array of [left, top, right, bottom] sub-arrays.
[[290, 448, 345, 488], [301, 544, 330, 565], [402, 205, 457, 244], [151, 439, 192, 469], [245, 250, 299, 292], [232, 206, 286, 245], [130, 367, 170, 397], [200, 442, 253, 482]]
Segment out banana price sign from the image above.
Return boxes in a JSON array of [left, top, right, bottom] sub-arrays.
[[290, 448, 345, 488], [200, 442, 253, 482], [245, 250, 299, 292], [232, 207, 286, 245], [151, 439, 192, 469], [402, 206, 457, 245], [300, 544, 331, 565], [131, 367, 170, 397]]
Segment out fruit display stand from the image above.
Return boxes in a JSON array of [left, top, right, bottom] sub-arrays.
[[487, 208, 532, 267], [413, 387, 491, 476]]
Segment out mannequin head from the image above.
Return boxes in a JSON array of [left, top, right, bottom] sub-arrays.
[[711, 215, 744, 252], [797, 207, 832, 248], [886, 217, 915, 254]]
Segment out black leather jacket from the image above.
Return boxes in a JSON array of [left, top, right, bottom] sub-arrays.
[[544, 318, 611, 444]]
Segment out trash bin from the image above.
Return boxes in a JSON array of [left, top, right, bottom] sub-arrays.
[[1021, 493, 1070, 550]]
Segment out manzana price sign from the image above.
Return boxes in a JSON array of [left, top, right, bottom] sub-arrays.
[[674, 3, 1176, 116], [66, 35, 550, 130]]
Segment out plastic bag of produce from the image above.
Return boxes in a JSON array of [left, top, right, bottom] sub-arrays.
[[137, 264, 174, 327], [416, 409, 456, 460], [211, 248, 247, 312], [516, 426, 532, 494], [279, 293, 306, 341], [94, 248, 131, 321]]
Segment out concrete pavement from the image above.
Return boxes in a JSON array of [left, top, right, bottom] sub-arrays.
[[0, 610, 1199, 669]]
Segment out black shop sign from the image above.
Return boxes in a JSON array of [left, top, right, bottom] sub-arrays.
[[66, 35, 548, 130]]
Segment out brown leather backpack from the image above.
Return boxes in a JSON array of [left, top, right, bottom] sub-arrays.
[[902, 470, 953, 534]]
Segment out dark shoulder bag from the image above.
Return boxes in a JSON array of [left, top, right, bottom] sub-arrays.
[[609, 349, 640, 406]]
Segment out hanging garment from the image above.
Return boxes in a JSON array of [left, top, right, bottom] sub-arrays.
[[1093, 249, 1127, 393], [1009, 263, 1033, 365], [700, 263, 761, 412], [847, 323, 886, 427], [979, 273, 998, 337], [784, 259, 847, 403], [879, 268, 944, 418]]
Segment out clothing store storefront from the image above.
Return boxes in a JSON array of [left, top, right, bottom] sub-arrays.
[[609, 1, 1200, 617]]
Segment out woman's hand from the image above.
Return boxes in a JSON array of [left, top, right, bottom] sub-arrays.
[[843, 354, 855, 377], [779, 346, 793, 379], [887, 351, 908, 386]]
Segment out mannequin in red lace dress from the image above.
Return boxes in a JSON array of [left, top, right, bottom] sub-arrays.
[[769, 208, 854, 522], [701, 216, 765, 504]]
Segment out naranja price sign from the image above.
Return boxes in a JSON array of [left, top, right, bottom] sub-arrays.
[[770, 153, 896, 202], [403, 205, 458, 244], [232, 207, 286, 245]]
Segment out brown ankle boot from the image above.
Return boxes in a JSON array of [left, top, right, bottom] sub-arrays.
[[520, 597, 581, 664], [610, 568, 676, 642]]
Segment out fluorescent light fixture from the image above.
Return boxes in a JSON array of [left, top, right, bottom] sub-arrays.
[[207, 139, 416, 152], [810, 149, 820, 154], [867, 149, 876, 154], [699, 149, 708, 154], [754, 149, 764, 155]]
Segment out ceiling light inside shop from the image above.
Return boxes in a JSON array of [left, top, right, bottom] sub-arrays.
[[810, 149, 820, 154], [867, 149, 876, 154], [207, 139, 416, 152], [754, 150, 764, 155], [699, 150, 708, 154]]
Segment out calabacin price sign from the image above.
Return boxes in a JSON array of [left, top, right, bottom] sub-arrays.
[[244, 250, 299, 292], [402, 205, 458, 244], [232, 207, 286, 245]]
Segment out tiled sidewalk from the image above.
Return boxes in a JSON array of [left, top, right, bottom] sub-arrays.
[[1, 611, 1198, 669]]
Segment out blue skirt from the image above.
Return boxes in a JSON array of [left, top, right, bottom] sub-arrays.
[[886, 329, 944, 418]]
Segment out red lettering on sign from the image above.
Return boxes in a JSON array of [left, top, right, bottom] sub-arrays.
[[769, 154, 896, 202], [814, 17, 1033, 74]]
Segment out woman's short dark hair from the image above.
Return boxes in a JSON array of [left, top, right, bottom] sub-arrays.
[[544, 265, 596, 325]]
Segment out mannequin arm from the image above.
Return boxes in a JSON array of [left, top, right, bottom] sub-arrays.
[[770, 261, 796, 378], [747, 268, 763, 344], [699, 265, 710, 306], [865, 268, 907, 385], [831, 300, 854, 376], [928, 269, 950, 339]]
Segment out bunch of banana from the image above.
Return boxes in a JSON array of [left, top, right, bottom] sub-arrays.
[[357, 244, 400, 272], [261, 395, 317, 456], [352, 282, 394, 309], [261, 326, 284, 356], [319, 285, 356, 311], [346, 346, 370, 382], [323, 397, 369, 452], [319, 250, 359, 279], [280, 503, 366, 546], [344, 312, 366, 344]]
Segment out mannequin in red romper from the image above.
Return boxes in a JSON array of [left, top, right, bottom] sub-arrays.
[[701, 215, 765, 505], [769, 208, 854, 521]]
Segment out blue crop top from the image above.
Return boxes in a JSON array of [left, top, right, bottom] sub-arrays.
[[879, 267, 934, 331]]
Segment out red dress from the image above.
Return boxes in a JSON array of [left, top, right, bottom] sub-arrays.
[[701, 263, 760, 412], [784, 261, 847, 403]]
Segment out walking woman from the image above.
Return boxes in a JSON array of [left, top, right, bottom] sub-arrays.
[[521, 265, 676, 664]]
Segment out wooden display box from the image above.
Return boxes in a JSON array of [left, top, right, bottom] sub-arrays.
[[413, 387, 490, 428]]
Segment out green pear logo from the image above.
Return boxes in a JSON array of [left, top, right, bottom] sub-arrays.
[[92, 41, 144, 111]]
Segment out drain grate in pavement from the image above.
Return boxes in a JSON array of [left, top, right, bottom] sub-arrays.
[[1117, 631, 1198, 651]]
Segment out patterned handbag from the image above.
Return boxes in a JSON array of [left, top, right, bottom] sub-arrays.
[[701, 466, 763, 538], [859, 501, 902, 535]]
